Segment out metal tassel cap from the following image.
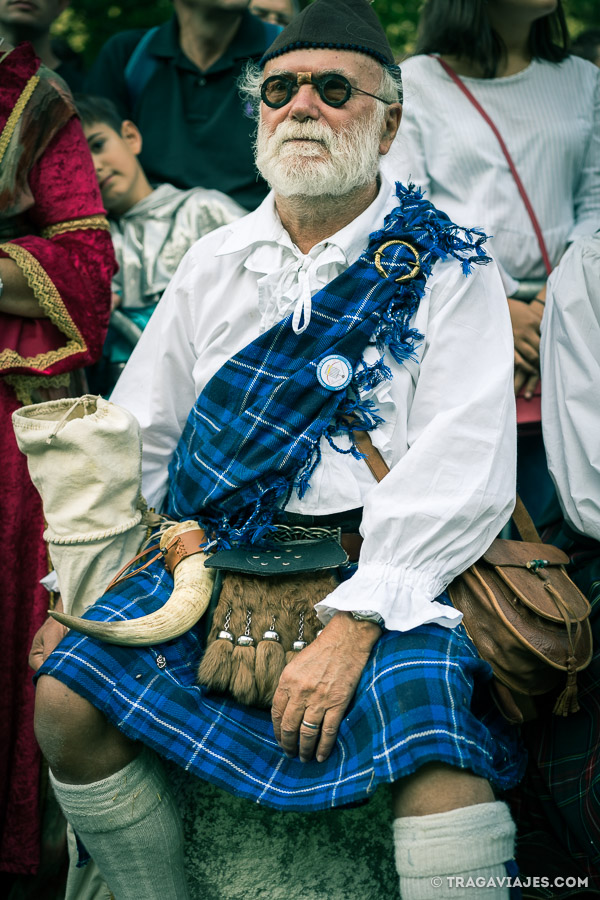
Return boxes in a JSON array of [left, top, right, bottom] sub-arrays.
[[237, 634, 255, 647], [262, 630, 281, 642]]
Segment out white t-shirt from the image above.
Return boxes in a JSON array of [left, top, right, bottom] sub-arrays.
[[383, 54, 600, 292], [112, 178, 516, 632]]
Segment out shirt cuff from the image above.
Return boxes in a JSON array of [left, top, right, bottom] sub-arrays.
[[314, 562, 463, 632]]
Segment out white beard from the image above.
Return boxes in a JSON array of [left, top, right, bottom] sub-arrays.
[[255, 107, 385, 198]]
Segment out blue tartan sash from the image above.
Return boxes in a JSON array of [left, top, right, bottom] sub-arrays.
[[165, 184, 489, 546]]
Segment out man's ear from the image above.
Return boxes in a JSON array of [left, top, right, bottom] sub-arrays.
[[379, 103, 402, 156], [121, 120, 143, 156]]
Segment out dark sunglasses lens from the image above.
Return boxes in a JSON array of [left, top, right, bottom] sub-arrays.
[[320, 76, 352, 106], [262, 77, 293, 107]]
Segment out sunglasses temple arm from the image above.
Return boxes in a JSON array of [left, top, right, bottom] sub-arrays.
[[355, 87, 394, 104]]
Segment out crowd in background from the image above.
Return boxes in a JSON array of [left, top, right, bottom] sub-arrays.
[[0, 1, 598, 898]]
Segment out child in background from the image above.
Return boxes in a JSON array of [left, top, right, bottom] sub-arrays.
[[76, 95, 245, 394]]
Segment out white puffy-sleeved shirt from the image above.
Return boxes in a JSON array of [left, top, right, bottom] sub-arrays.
[[541, 234, 600, 541], [112, 178, 516, 633], [382, 54, 600, 293]]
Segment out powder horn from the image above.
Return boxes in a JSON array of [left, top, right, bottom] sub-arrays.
[[48, 521, 214, 646]]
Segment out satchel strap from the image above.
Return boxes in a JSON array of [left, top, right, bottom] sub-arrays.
[[352, 428, 391, 483], [511, 495, 542, 544]]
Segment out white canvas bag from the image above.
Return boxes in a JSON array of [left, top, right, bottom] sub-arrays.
[[12, 395, 151, 615]]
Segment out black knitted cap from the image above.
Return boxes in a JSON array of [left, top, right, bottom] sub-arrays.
[[260, 0, 395, 68]]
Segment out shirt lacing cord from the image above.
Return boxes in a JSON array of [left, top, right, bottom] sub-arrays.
[[291, 263, 313, 334], [252, 240, 347, 334]]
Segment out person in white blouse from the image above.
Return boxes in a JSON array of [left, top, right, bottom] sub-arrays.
[[383, 0, 600, 527], [32, 2, 524, 898], [512, 234, 600, 887], [542, 236, 600, 545]]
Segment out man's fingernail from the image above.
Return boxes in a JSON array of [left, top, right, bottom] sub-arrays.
[[316, 755, 325, 763], [284, 752, 294, 759]]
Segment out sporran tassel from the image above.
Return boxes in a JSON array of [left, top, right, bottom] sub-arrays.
[[255, 616, 285, 706], [230, 609, 258, 706], [197, 606, 235, 691]]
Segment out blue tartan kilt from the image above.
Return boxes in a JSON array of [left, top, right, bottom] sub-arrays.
[[37, 558, 525, 811]]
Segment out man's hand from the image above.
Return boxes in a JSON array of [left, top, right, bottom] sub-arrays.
[[508, 297, 544, 397], [29, 596, 69, 673], [271, 612, 381, 764]]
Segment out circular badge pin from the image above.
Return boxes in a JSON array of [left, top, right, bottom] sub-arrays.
[[316, 355, 353, 392]]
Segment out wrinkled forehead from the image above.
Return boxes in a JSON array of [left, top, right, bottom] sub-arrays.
[[262, 47, 383, 87]]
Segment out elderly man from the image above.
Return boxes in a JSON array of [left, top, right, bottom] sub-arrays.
[[33, 1, 523, 897]]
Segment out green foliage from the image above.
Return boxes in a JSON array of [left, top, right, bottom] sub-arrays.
[[373, 0, 422, 60], [53, 1, 173, 62], [53, 0, 598, 66]]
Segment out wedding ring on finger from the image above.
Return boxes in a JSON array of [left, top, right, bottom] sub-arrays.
[[301, 720, 320, 730]]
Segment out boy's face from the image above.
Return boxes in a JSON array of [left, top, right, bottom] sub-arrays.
[[84, 121, 146, 215]]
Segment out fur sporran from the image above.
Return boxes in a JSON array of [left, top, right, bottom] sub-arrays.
[[197, 568, 338, 707]]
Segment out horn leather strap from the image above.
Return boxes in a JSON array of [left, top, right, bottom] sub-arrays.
[[104, 543, 162, 593], [163, 528, 207, 573]]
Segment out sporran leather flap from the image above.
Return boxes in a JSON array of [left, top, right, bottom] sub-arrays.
[[205, 538, 348, 576]]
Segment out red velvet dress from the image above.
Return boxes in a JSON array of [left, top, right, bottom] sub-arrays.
[[0, 43, 115, 875]]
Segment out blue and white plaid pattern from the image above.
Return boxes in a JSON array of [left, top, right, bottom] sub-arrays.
[[166, 183, 489, 546], [37, 558, 524, 810]]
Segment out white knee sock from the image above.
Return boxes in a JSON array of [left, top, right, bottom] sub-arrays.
[[50, 748, 190, 900], [394, 801, 516, 899]]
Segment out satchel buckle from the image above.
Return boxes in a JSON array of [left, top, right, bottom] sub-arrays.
[[526, 559, 549, 572]]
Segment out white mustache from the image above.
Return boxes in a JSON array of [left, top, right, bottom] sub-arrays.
[[267, 120, 334, 153]]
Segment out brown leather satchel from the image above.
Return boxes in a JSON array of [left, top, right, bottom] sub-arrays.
[[448, 496, 592, 722]]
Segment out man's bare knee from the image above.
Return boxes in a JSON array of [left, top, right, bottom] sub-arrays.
[[35, 675, 139, 784], [391, 762, 495, 818]]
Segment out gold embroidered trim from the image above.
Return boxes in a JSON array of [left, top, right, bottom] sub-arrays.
[[3, 372, 70, 406], [0, 74, 40, 166], [0, 242, 87, 372], [41, 215, 111, 239]]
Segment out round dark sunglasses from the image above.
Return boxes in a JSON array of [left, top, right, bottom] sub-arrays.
[[261, 71, 393, 109]]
